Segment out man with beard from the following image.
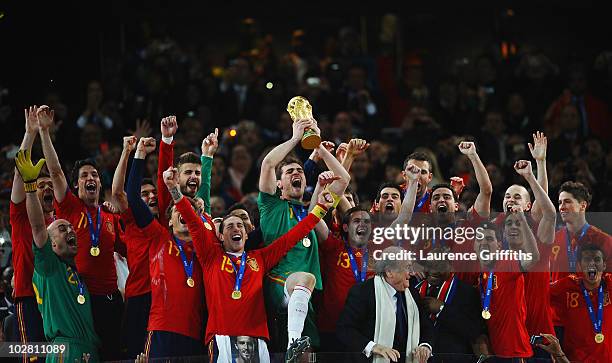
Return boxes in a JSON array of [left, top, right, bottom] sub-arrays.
[[165, 166, 333, 362], [550, 181, 612, 282], [8, 106, 50, 358], [416, 247, 488, 361], [310, 171, 368, 352], [156, 115, 205, 227], [111, 135, 156, 358], [550, 244, 612, 362], [258, 117, 350, 358], [16, 149, 100, 362], [37, 105, 124, 360], [474, 220, 539, 360], [128, 138, 205, 358]]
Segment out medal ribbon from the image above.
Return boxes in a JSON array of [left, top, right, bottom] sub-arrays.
[[226, 251, 247, 293], [479, 271, 495, 314], [581, 280, 604, 335], [414, 191, 430, 212], [418, 274, 457, 321], [344, 239, 368, 283], [68, 266, 85, 300], [566, 223, 591, 273], [85, 206, 102, 249], [290, 204, 307, 222], [173, 237, 194, 280]]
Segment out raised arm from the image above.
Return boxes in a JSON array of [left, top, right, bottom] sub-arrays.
[[315, 140, 351, 197], [341, 138, 370, 172], [164, 167, 216, 260], [37, 105, 68, 202], [514, 160, 556, 245], [309, 171, 341, 242], [128, 137, 157, 228], [512, 204, 540, 271], [196, 128, 218, 215], [111, 136, 137, 213], [11, 106, 40, 204], [528, 132, 548, 222], [258, 118, 313, 194], [459, 141, 492, 217], [15, 150, 48, 248], [389, 163, 421, 228], [157, 116, 178, 226]]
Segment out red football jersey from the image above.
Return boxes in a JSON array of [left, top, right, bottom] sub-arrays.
[[176, 197, 322, 343], [317, 234, 374, 333], [141, 216, 204, 340], [524, 243, 555, 336], [478, 261, 532, 358], [549, 225, 612, 282], [10, 201, 54, 298], [550, 274, 612, 362], [121, 208, 152, 298], [55, 191, 121, 295]]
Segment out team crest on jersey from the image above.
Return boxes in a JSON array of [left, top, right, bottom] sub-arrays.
[[246, 257, 259, 272], [106, 220, 114, 234]]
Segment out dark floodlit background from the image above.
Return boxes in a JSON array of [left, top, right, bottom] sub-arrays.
[[0, 1, 611, 267]]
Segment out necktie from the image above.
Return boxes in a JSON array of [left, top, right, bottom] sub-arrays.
[[395, 291, 407, 343]]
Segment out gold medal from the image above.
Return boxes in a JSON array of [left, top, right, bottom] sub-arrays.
[[232, 290, 242, 300], [302, 237, 311, 248], [482, 310, 491, 320], [77, 294, 86, 305], [204, 222, 212, 231], [90, 246, 100, 257], [595, 333, 605, 344], [187, 277, 195, 287]]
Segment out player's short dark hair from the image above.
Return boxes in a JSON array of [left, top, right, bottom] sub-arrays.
[[479, 221, 501, 241], [431, 183, 459, 203], [275, 155, 304, 180], [70, 159, 99, 189], [166, 196, 198, 223], [177, 152, 201, 171], [218, 213, 248, 234], [578, 244, 606, 262], [141, 178, 155, 188], [341, 206, 370, 240], [375, 182, 402, 202], [559, 181, 592, 207], [228, 202, 248, 214], [403, 151, 432, 171]]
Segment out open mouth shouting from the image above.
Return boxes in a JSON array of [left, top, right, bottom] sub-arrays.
[[436, 203, 448, 213], [179, 216, 186, 225], [356, 226, 368, 237], [186, 178, 199, 193], [148, 199, 158, 208], [85, 181, 97, 194], [43, 192, 54, 204], [383, 202, 395, 213], [231, 234, 242, 242], [290, 176, 302, 189], [66, 233, 77, 247], [586, 266, 598, 280]]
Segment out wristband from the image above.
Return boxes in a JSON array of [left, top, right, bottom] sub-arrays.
[[329, 190, 341, 208], [311, 204, 328, 219], [24, 181, 37, 193], [162, 136, 174, 144]]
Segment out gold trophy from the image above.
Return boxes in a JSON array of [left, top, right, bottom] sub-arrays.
[[286, 96, 321, 149]]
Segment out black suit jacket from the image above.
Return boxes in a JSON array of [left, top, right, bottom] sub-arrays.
[[336, 278, 435, 362], [424, 278, 485, 357]]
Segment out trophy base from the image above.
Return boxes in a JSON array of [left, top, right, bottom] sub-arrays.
[[301, 132, 321, 150]]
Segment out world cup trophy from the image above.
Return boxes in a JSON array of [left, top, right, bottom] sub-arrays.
[[286, 96, 321, 149]]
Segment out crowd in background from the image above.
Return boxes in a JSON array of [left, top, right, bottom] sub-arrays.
[[1, 11, 612, 313]]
